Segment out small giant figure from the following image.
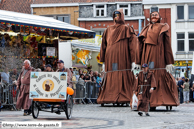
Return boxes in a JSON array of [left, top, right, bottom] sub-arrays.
[[133, 63, 156, 116], [97, 9, 137, 105]]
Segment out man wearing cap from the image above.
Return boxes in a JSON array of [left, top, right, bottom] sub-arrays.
[[133, 63, 156, 116], [56, 60, 72, 88], [177, 77, 185, 104], [45, 64, 54, 72]]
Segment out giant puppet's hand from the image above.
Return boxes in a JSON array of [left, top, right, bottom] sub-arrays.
[[102, 63, 105, 72], [166, 64, 174, 73], [132, 62, 141, 71]]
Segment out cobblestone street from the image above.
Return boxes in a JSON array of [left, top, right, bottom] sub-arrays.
[[1, 103, 194, 129]]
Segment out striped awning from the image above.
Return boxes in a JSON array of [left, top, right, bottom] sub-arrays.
[[0, 10, 95, 38]]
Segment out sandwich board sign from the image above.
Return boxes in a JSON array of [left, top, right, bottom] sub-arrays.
[[30, 72, 67, 100]]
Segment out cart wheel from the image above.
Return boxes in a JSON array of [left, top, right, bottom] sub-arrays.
[[32, 101, 39, 119], [101, 104, 104, 107], [65, 95, 73, 119]]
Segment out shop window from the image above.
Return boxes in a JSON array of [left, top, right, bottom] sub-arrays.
[[119, 5, 128, 16], [189, 33, 194, 51], [96, 5, 105, 17], [177, 6, 184, 20], [189, 5, 194, 19], [131, 4, 142, 16], [177, 33, 185, 51], [57, 16, 70, 23], [43, 15, 70, 23], [150, 7, 158, 13]]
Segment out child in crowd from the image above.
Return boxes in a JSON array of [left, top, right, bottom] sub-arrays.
[[182, 79, 190, 103], [96, 73, 102, 88]]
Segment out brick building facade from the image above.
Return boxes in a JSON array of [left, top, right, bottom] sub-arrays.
[[0, 0, 144, 35], [78, 1, 144, 35], [79, 20, 142, 34], [32, 5, 80, 26], [31, 0, 144, 35]]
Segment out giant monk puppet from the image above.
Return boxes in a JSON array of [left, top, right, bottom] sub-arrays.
[[135, 11, 179, 110], [97, 9, 137, 106]]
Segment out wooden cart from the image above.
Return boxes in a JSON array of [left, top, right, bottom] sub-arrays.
[[31, 94, 73, 119]]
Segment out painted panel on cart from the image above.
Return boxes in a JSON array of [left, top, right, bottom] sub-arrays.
[[29, 72, 67, 100]]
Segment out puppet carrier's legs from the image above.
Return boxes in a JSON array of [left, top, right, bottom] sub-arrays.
[[149, 106, 172, 111], [166, 106, 172, 111]]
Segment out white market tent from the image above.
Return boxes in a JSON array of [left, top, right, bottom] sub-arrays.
[[0, 9, 96, 37], [69, 35, 102, 52], [71, 42, 100, 52]]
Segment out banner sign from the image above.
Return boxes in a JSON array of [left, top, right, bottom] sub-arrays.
[[174, 61, 192, 66], [30, 72, 67, 100], [70, 35, 102, 46]]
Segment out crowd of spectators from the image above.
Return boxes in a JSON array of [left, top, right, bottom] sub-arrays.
[[0, 63, 104, 110], [71, 67, 104, 104], [177, 77, 194, 104]]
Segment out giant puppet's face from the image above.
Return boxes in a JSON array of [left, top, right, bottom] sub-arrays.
[[114, 11, 121, 22], [151, 12, 160, 23]]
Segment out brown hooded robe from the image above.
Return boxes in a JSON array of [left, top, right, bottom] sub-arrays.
[[134, 71, 156, 112], [16, 67, 32, 110], [97, 9, 137, 104], [136, 17, 179, 107]]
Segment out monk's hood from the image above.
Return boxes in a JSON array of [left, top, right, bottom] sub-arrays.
[[113, 9, 125, 25]]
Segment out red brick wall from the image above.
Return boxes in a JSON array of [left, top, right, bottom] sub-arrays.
[[144, 9, 150, 25], [80, 20, 141, 35], [144, 8, 171, 37]]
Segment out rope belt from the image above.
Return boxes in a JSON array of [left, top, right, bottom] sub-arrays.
[[21, 84, 29, 85], [139, 85, 151, 86], [104, 68, 166, 74], [101, 68, 166, 90], [139, 85, 151, 94]]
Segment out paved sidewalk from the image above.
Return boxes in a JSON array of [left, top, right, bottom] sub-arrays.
[[0, 103, 194, 129]]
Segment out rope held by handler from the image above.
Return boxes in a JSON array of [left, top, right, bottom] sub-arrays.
[[100, 68, 168, 90]]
